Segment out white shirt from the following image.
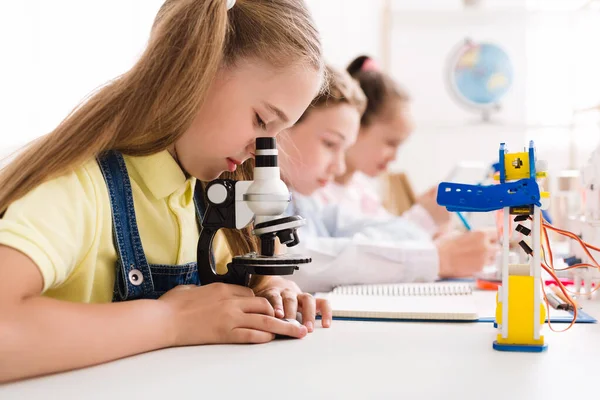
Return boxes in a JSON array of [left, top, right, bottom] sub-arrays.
[[286, 174, 440, 293], [316, 173, 439, 237]]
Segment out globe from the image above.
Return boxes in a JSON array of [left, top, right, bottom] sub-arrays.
[[447, 39, 514, 117]]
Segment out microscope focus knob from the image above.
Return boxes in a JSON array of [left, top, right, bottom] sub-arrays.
[[206, 181, 234, 206], [276, 229, 299, 247]]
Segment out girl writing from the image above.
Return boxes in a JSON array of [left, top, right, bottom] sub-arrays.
[[278, 62, 497, 293]]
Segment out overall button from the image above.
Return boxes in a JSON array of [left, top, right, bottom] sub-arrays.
[[128, 269, 144, 286]]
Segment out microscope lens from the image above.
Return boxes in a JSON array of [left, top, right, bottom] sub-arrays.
[[255, 137, 278, 168], [256, 137, 276, 149]]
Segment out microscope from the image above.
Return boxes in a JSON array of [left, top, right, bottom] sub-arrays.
[[197, 137, 311, 287]]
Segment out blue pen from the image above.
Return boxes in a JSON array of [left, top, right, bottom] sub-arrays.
[[456, 212, 472, 231]]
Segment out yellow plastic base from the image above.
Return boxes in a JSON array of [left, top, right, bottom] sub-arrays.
[[495, 275, 546, 346]]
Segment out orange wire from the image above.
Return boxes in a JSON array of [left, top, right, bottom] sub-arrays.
[[544, 225, 600, 252], [538, 225, 576, 331], [540, 280, 567, 333], [542, 224, 600, 268], [515, 215, 587, 332], [544, 224, 598, 256], [541, 262, 578, 332], [502, 214, 600, 333], [565, 283, 600, 296], [552, 263, 600, 295], [542, 219, 600, 294], [542, 225, 554, 270], [542, 221, 600, 265], [552, 262, 598, 271], [539, 214, 600, 254]]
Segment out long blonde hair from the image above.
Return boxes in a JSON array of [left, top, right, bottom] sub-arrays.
[[0, 0, 322, 259], [297, 65, 367, 123]]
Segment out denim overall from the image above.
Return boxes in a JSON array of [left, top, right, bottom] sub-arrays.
[[98, 151, 205, 301]]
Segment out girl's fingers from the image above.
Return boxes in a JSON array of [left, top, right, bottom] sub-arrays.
[[297, 293, 316, 332]]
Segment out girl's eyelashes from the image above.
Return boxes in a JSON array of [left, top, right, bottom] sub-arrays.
[[255, 113, 267, 130], [322, 139, 339, 149]]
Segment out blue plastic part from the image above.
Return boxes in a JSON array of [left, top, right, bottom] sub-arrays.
[[528, 140, 536, 179], [564, 256, 583, 266], [437, 178, 541, 212], [499, 143, 506, 183], [491, 162, 501, 174], [493, 341, 548, 353], [542, 209, 552, 224]]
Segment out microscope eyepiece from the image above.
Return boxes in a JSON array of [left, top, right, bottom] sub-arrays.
[[255, 155, 277, 168], [255, 137, 278, 168], [256, 137, 276, 150]]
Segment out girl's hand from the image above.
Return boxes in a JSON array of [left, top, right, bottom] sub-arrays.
[[435, 230, 499, 278], [251, 276, 332, 332], [158, 283, 308, 346], [416, 186, 451, 228]]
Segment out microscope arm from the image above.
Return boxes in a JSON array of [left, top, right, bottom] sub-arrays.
[[197, 179, 251, 286]]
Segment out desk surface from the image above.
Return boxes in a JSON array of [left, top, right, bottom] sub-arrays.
[[2, 297, 598, 400]]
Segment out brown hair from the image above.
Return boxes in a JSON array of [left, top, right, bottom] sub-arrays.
[[0, 0, 322, 262], [347, 55, 410, 126], [297, 65, 366, 123]]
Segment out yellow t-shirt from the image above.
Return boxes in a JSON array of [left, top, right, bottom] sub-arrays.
[[0, 151, 231, 303]]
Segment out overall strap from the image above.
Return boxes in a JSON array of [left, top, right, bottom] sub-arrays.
[[194, 181, 218, 272], [97, 151, 154, 300], [194, 181, 206, 226]]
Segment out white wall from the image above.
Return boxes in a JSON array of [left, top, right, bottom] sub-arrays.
[[0, 0, 164, 154], [0, 0, 386, 156], [305, 0, 387, 69], [1, 0, 598, 194], [305, 0, 600, 195], [385, 3, 600, 194]]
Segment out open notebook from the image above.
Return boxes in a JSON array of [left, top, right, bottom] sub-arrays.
[[315, 282, 479, 322], [315, 282, 596, 323]]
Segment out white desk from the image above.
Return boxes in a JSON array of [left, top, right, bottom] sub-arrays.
[[2, 299, 598, 400]]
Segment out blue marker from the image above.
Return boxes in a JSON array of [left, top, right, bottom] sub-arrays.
[[456, 212, 472, 231]]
